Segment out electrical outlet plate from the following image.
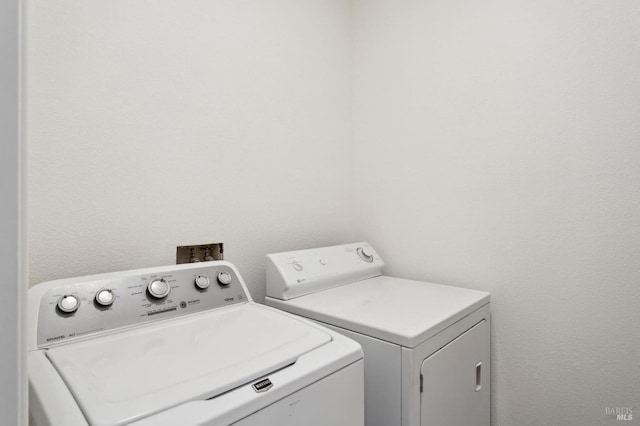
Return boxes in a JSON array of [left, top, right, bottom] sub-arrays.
[[176, 243, 224, 264]]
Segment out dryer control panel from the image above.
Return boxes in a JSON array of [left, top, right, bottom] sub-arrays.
[[31, 261, 250, 348], [266, 242, 384, 300]]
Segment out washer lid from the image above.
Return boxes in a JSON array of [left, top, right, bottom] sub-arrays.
[[46, 303, 331, 426], [267, 275, 490, 348]]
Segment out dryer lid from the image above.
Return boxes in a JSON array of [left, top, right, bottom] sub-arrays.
[[267, 275, 490, 348], [46, 303, 331, 426]]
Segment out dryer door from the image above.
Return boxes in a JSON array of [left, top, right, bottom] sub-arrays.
[[420, 320, 489, 426]]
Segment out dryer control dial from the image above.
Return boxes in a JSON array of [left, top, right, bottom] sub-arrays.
[[147, 278, 171, 299], [57, 295, 80, 313], [217, 271, 232, 286], [357, 247, 374, 262]]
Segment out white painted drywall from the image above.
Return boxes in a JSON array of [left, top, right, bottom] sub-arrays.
[[24, 0, 640, 424], [25, 0, 355, 301], [1, 0, 25, 423], [352, 0, 640, 425]]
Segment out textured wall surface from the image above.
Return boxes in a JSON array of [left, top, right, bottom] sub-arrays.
[[352, 0, 640, 425], [25, 0, 640, 425], [25, 0, 355, 300]]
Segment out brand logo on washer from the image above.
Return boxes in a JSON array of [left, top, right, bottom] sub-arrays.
[[252, 378, 273, 393]]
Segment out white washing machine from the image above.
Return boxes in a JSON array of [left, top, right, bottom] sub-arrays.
[[28, 261, 364, 426], [265, 242, 491, 426]]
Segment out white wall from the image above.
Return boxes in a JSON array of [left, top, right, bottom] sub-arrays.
[[1, 0, 26, 423], [25, 1, 640, 424], [352, 0, 640, 425], [25, 0, 355, 300]]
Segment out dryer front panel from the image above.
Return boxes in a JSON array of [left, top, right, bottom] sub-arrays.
[[420, 320, 490, 426]]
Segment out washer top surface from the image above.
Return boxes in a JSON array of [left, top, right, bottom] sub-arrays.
[[267, 275, 489, 348], [46, 303, 331, 426]]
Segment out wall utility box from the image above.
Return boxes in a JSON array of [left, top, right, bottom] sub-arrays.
[[176, 243, 223, 264]]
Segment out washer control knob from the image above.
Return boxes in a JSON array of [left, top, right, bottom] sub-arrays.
[[147, 278, 170, 299], [217, 271, 232, 286], [357, 247, 374, 262], [95, 289, 115, 307], [57, 295, 80, 313], [195, 274, 210, 290]]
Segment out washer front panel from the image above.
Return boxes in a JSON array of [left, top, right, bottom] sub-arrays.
[[36, 263, 247, 348]]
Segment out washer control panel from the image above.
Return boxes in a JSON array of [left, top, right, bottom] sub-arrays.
[[266, 242, 384, 300], [35, 262, 248, 348]]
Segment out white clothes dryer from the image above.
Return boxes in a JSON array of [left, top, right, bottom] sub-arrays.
[[265, 242, 491, 426], [28, 261, 364, 426]]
